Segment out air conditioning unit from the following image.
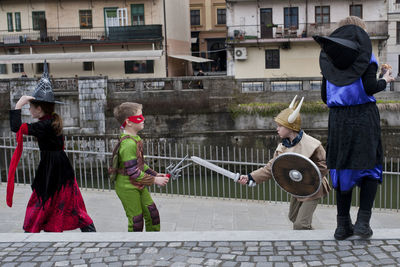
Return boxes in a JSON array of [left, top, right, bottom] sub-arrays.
[[7, 48, 20, 54], [234, 47, 247, 60]]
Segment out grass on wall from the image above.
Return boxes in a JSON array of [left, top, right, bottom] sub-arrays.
[[230, 100, 400, 118]]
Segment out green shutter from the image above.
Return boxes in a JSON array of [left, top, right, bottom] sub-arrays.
[[7, 13, 13, 32], [15, 12, 21, 31]]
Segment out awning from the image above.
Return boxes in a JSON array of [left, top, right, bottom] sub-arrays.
[[169, 55, 213, 63], [0, 50, 163, 64]]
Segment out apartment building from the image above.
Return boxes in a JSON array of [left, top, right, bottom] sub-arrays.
[[226, 0, 388, 79], [387, 0, 400, 77], [0, 0, 195, 78], [190, 0, 227, 74]]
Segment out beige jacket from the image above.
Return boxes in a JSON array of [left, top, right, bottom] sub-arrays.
[[250, 132, 331, 202]]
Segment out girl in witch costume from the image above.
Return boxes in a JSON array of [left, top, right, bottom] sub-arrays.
[[238, 96, 331, 230], [112, 102, 169, 232], [7, 61, 96, 233], [313, 16, 394, 240]]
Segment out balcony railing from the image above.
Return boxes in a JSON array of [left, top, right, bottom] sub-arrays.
[[0, 25, 163, 45], [227, 21, 388, 42], [1, 133, 400, 210], [108, 25, 163, 41], [388, 0, 400, 12]]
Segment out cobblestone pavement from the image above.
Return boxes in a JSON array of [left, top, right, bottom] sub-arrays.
[[1, 238, 400, 267], [2, 185, 400, 266]]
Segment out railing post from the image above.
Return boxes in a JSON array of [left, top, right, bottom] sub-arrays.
[[302, 80, 311, 91], [174, 79, 182, 91]]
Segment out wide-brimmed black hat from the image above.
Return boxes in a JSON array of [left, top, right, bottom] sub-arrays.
[[313, 24, 372, 86], [32, 60, 64, 104]]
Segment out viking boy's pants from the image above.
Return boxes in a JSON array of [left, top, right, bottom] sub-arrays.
[[288, 197, 319, 230]]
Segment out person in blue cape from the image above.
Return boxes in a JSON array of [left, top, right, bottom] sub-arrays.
[[313, 16, 394, 240]]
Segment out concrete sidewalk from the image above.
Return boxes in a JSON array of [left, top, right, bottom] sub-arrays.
[[1, 184, 400, 266], [1, 184, 400, 233]]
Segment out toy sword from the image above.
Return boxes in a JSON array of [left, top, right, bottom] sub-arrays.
[[166, 155, 192, 180], [191, 156, 256, 187]]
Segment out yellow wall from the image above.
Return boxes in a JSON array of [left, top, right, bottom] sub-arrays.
[[190, 0, 225, 32], [234, 41, 382, 79], [0, 0, 194, 77], [0, 0, 163, 31]]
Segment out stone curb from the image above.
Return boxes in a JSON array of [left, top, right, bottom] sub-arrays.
[[1, 229, 400, 243]]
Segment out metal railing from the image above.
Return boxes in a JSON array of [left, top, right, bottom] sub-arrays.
[[0, 25, 162, 45], [227, 21, 388, 42], [0, 133, 399, 211]]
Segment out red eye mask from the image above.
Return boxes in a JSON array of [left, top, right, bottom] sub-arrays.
[[121, 114, 145, 129]]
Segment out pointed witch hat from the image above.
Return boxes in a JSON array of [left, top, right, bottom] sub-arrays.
[[32, 60, 64, 104], [313, 24, 372, 86]]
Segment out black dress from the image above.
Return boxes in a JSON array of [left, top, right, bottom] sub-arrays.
[[10, 109, 93, 232], [321, 63, 386, 170]]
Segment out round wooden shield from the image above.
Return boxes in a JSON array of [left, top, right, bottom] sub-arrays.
[[271, 152, 321, 198]]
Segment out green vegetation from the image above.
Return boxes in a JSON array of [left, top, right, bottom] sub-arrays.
[[230, 100, 400, 118]]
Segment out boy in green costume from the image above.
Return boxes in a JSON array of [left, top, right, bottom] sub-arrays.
[[113, 102, 169, 232]]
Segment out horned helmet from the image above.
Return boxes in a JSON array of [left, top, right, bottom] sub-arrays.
[[274, 95, 304, 132]]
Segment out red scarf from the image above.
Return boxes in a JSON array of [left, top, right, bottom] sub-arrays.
[[7, 123, 28, 207]]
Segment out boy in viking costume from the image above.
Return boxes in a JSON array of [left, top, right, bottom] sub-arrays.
[[112, 102, 169, 232], [238, 96, 330, 230], [313, 16, 394, 240], [8, 61, 96, 232]]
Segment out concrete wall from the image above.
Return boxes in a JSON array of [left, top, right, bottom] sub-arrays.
[[165, 0, 192, 76], [2, 76, 400, 156]]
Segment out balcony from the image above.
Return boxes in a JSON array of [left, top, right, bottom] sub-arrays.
[[227, 21, 388, 44], [108, 25, 162, 41], [0, 25, 163, 47], [388, 0, 400, 13]]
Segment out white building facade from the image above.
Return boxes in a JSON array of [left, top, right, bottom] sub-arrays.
[[226, 0, 388, 79]]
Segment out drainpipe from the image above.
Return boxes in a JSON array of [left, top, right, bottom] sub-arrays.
[[305, 0, 308, 35], [163, 0, 169, 77]]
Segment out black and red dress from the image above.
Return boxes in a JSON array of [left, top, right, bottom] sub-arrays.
[[9, 109, 94, 232]]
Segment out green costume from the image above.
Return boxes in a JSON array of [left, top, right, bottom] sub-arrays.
[[114, 133, 160, 232]]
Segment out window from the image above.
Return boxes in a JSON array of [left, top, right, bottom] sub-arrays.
[[315, 6, 330, 24], [350, 5, 362, 18], [79, 10, 93, 29], [397, 22, 400, 44], [15, 12, 21, 31], [131, 4, 144, 25], [7, 13, 13, 32], [284, 7, 298, 29], [191, 10, 201, 26], [217, 8, 226, 25], [265, 49, 280, 69], [125, 60, 154, 74], [12, 64, 24, 73], [241, 82, 264, 92], [36, 62, 48, 74], [32, 11, 46, 30], [0, 64, 7, 74], [83, 62, 94, 71]]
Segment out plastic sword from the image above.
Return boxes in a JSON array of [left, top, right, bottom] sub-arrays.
[[166, 155, 192, 180], [191, 156, 256, 187]]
